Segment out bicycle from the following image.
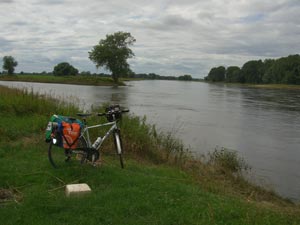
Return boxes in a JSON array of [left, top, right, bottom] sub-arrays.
[[48, 105, 129, 169]]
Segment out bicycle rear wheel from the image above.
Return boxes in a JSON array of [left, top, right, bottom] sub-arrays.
[[48, 136, 88, 168], [113, 130, 124, 168]]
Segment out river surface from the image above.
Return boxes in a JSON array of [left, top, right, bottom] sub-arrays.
[[1, 80, 300, 201]]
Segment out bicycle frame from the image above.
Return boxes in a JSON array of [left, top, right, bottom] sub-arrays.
[[81, 120, 118, 150]]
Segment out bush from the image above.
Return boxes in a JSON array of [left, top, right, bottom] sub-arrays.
[[208, 147, 250, 173]]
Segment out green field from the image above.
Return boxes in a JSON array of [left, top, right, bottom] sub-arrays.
[[0, 74, 124, 86], [0, 85, 299, 225]]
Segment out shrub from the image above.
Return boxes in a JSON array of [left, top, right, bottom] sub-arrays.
[[208, 147, 250, 173]]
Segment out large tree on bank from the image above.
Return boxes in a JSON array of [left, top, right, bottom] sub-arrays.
[[2, 56, 18, 75], [89, 31, 136, 83]]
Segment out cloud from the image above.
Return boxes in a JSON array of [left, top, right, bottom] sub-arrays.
[[0, 0, 14, 3], [33, 0, 66, 5], [0, 37, 16, 51], [0, 0, 299, 77]]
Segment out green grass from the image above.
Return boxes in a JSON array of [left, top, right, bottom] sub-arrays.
[[0, 74, 124, 86], [1, 141, 299, 225], [204, 81, 300, 90], [249, 84, 300, 90], [1, 85, 300, 224]]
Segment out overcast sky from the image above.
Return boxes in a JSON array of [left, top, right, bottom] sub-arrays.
[[0, 0, 299, 77]]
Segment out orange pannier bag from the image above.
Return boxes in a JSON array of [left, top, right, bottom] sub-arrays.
[[61, 121, 81, 149]]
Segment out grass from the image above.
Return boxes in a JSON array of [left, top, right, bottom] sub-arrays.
[[249, 84, 300, 90], [222, 82, 300, 90], [0, 85, 300, 224], [208, 147, 251, 173], [0, 74, 124, 86], [204, 81, 300, 90]]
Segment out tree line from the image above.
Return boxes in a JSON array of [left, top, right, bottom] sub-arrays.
[[1, 58, 195, 81], [205, 54, 300, 85], [1, 32, 135, 83], [1, 31, 196, 82], [130, 73, 194, 81]]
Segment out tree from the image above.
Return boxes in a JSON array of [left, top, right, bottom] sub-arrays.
[[206, 54, 300, 85], [80, 71, 91, 76], [263, 55, 300, 84], [89, 31, 136, 83], [53, 62, 78, 76], [205, 66, 226, 82], [225, 66, 243, 83], [3, 56, 18, 75], [178, 74, 193, 81], [241, 60, 264, 84]]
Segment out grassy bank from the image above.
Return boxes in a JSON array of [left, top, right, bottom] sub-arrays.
[[0, 85, 299, 224], [0, 74, 124, 86], [248, 84, 300, 90], [212, 82, 300, 90]]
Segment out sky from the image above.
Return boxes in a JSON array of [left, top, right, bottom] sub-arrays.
[[0, 0, 299, 78]]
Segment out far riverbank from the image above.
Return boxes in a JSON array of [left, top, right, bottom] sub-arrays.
[[0, 74, 124, 86]]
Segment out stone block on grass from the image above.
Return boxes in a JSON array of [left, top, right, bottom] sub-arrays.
[[65, 183, 91, 197]]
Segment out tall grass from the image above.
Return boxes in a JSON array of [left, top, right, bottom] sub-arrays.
[[208, 146, 251, 173], [0, 86, 78, 117], [120, 115, 191, 166], [0, 86, 79, 143]]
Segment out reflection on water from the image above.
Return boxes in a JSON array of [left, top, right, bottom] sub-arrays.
[[1, 80, 300, 201], [241, 88, 300, 112]]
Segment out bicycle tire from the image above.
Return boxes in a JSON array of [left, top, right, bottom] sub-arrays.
[[48, 136, 88, 168], [113, 130, 124, 168]]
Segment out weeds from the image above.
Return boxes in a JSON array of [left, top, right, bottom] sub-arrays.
[[0, 86, 78, 117], [0, 187, 23, 205], [208, 147, 251, 173], [119, 114, 191, 166]]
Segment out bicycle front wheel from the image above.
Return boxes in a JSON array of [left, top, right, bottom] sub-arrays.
[[48, 136, 88, 168], [113, 130, 124, 168]]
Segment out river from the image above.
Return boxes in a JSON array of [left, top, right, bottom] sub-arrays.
[[1, 80, 300, 201]]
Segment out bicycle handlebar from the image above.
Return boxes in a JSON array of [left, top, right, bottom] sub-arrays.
[[97, 109, 129, 117]]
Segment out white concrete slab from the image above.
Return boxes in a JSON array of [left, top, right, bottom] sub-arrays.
[[65, 183, 91, 197]]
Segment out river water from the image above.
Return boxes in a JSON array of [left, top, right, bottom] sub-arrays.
[[1, 80, 300, 201]]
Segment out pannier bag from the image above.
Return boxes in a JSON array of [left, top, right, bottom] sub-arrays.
[[45, 115, 83, 149]]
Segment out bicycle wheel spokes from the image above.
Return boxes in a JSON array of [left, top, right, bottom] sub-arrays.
[[48, 142, 71, 168], [48, 136, 88, 168]]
